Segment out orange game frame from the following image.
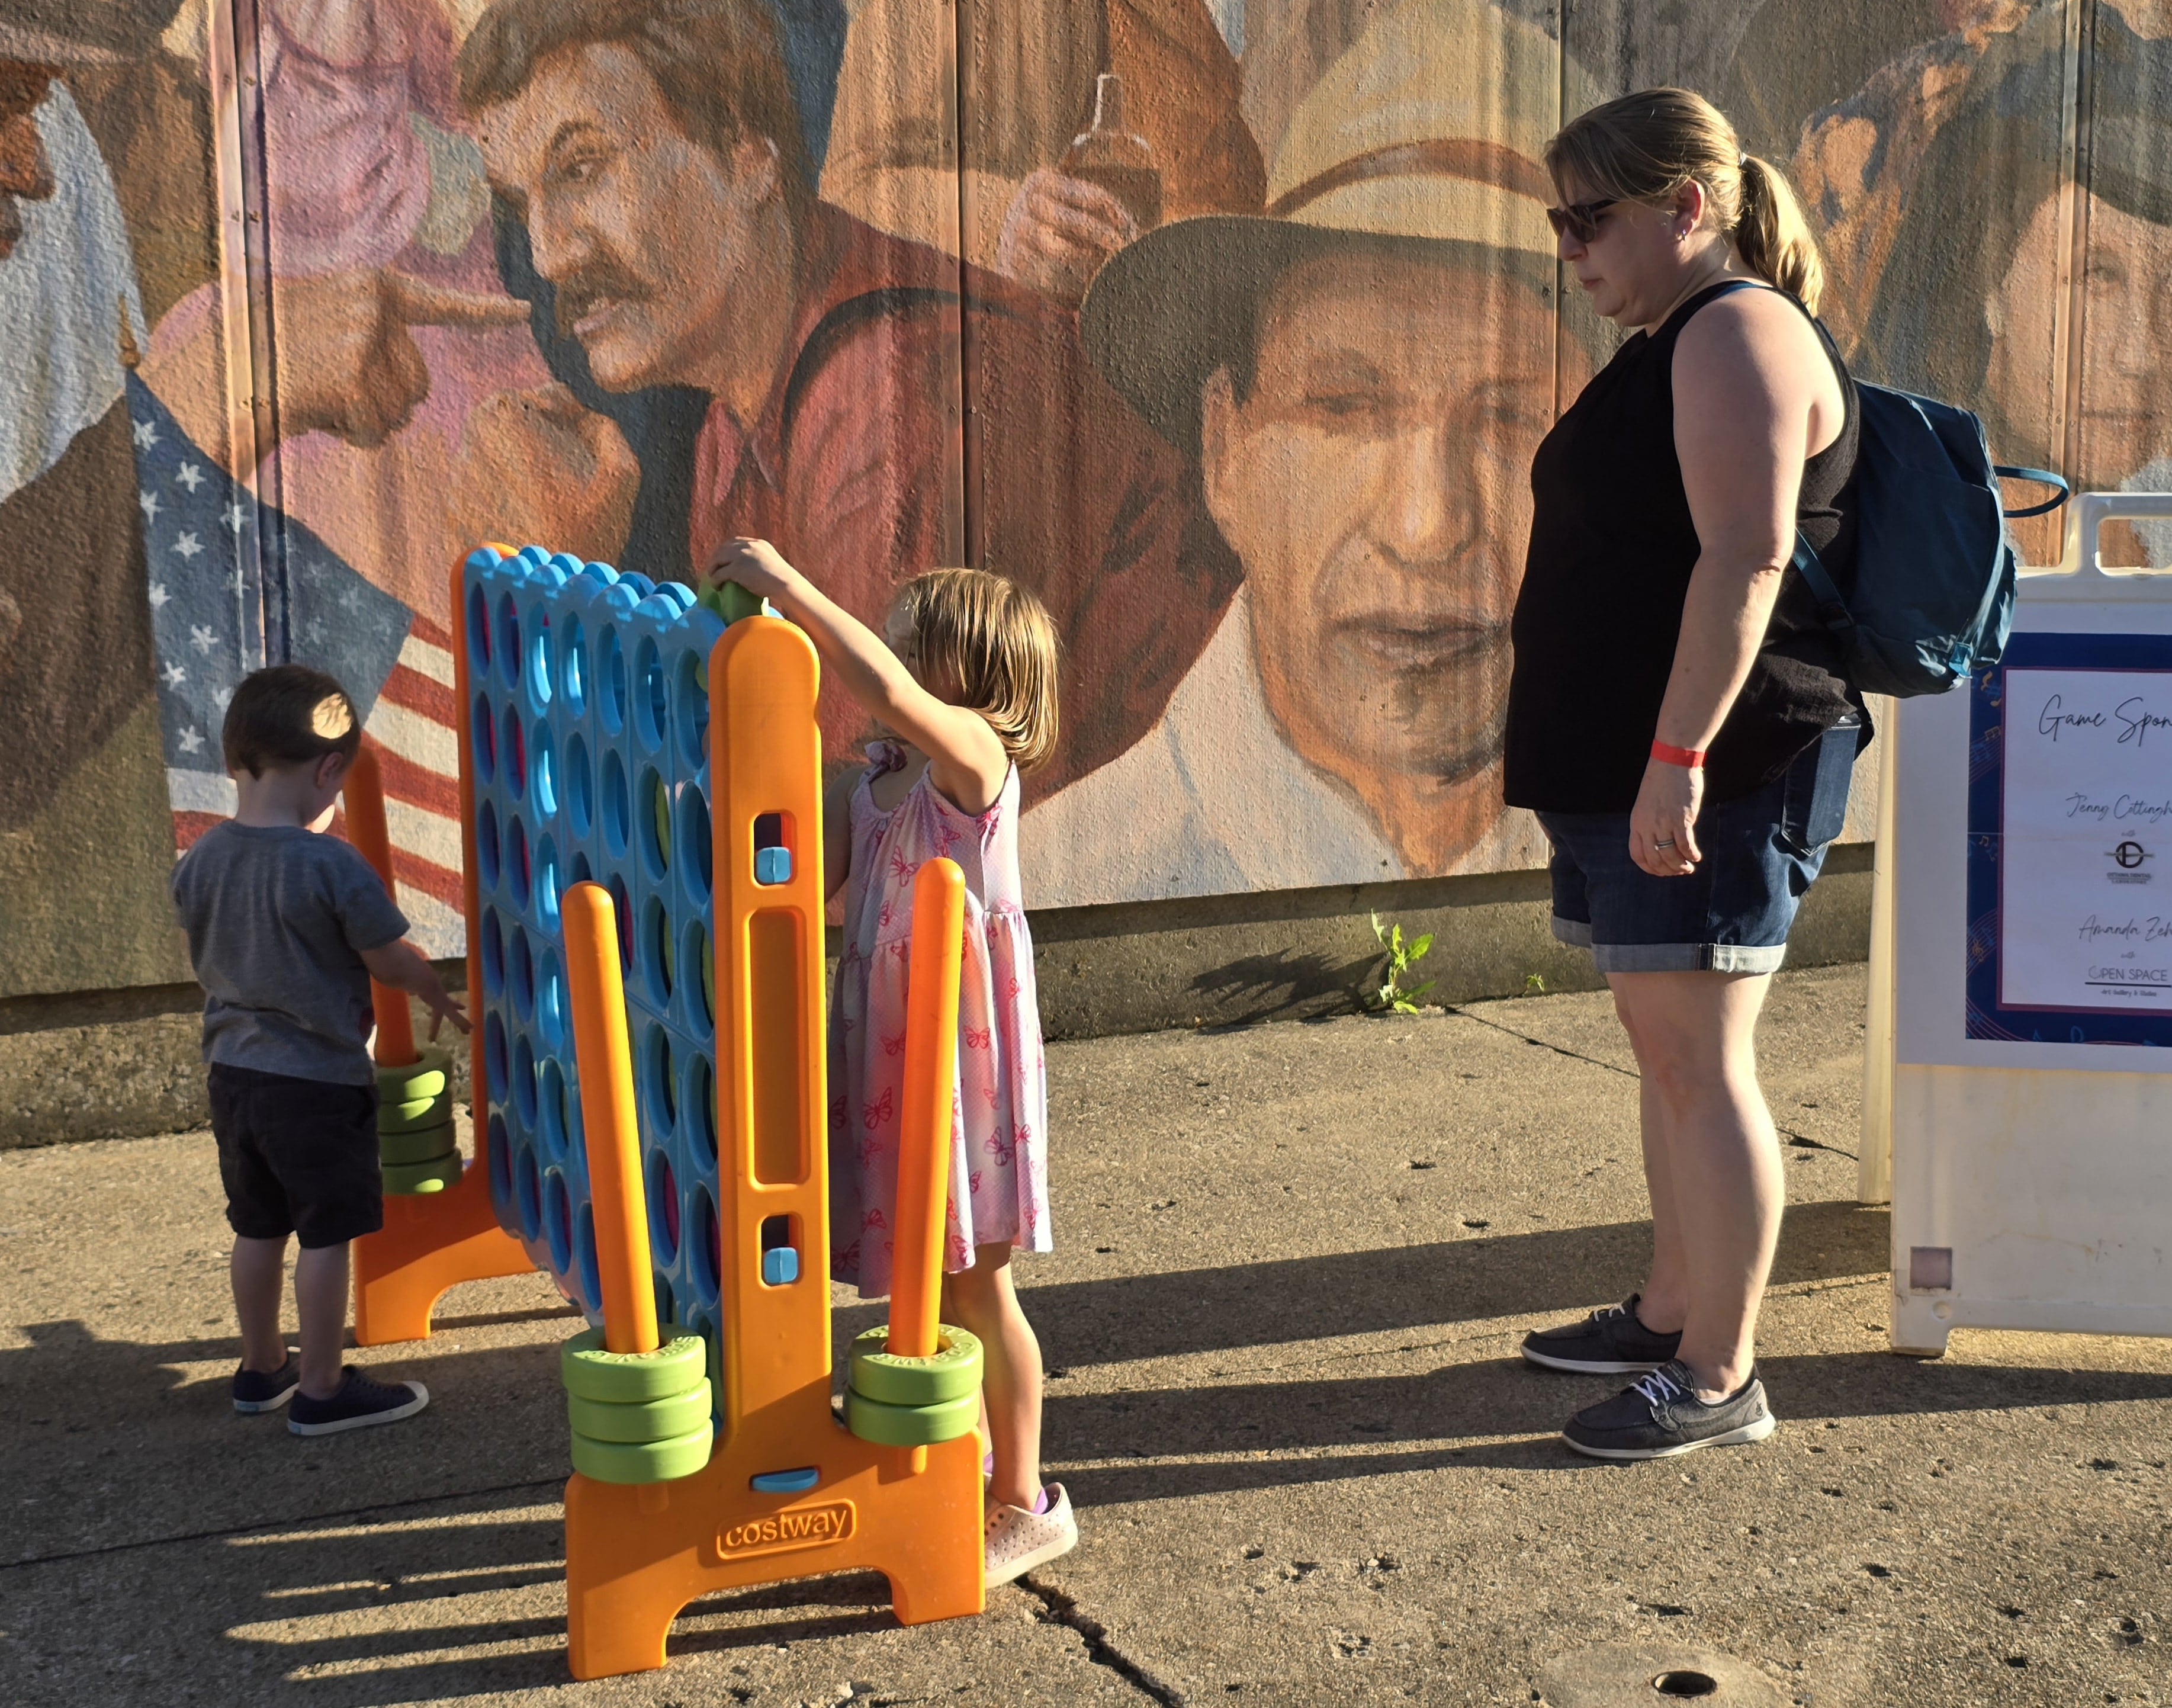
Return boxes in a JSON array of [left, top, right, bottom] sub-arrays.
[[560, 608, 983, 1680]]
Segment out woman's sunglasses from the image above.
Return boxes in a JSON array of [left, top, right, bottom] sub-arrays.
[[1544, 198, 1618, 243]]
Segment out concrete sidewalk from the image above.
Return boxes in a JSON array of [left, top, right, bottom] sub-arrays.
[[2, 965, 2166, 1706]]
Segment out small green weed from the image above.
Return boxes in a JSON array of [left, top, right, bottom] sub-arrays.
[[1368, 913, 1438, 1014], [1524, 973, 1547, 996]]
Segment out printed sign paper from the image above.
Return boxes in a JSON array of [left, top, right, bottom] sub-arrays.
[[1999, 667, 2172, 1012]]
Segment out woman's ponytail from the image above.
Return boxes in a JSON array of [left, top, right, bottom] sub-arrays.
[[1736, 153, 1825, 316], [1546, 90, 1829, 314]]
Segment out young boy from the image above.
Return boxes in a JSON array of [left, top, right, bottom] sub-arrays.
[[172, 665, 469, 1434]]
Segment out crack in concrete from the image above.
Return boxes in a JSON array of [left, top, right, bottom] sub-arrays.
[[1450, 1009, 1861, 1160], [1019, 1574, 1188, 1704]]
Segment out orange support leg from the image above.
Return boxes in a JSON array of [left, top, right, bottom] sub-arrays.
[[351, 550, 530, 1344], [562, 881, 660, 1356], [563, 614, 982, 1682], [890, 859, 965, 1363], [888, 858, 966, 1472], [342, 746, 417, 1068]]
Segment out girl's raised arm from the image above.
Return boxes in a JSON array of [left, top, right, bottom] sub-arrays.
[[702, 540, 1010, 816]]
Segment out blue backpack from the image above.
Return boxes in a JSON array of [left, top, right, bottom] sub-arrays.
[[1789, 376, 2068, 699]]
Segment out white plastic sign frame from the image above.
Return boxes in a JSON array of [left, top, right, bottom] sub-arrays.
[[1862, 493, 2172, 1356]]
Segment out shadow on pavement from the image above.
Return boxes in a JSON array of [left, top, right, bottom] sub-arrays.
[[1026, 1199, 1891, 1367], [213, 1505, 912, 1704], [200, 1344, 2172, 1702], [1048, 1351, 2172, 1505]]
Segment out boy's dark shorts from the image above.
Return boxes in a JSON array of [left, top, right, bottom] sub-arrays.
[[209, 1063, 383, 1248]]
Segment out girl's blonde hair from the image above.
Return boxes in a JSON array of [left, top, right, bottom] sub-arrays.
[[891, 568, 1059, 773], [1546, 88, 1826, 316]]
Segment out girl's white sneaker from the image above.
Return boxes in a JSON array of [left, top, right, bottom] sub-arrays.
[[984, 1482, 1078, 1587]]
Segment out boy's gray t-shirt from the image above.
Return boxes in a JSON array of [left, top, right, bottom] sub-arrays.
[[171, 822, 410, 1086]]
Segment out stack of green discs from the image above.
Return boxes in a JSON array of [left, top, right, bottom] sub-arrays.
[[377, 1044, 461, 1193], [562, 1326, 715, 1483], [841, 1324, 983, 1447]]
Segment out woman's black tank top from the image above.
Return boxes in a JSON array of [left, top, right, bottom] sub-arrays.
[[1503, 280, 1863, 814]]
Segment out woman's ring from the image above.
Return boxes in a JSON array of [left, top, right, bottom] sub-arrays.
[[1654, 837, 1676, 849]]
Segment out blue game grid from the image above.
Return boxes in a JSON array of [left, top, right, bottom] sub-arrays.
[[462, 545, 732, 1393]]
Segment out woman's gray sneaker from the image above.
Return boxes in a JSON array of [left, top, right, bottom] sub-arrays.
[[1520, 1295, 1682, 1374], [1560, 1360, 1776, 1460]]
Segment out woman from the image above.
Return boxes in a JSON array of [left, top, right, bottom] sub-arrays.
[[1504, 89, 1865, 1459]]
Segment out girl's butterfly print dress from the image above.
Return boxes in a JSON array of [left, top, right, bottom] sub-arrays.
[[829, 743, 1052, 1293]]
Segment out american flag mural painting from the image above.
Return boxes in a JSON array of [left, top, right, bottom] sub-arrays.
[[128, 375, 468, 958]]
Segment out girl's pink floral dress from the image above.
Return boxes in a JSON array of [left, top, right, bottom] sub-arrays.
[[830, 743, 1052, 1295]]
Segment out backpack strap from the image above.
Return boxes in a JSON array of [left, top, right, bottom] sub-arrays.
[[1789, 532, 1857, 637], [1996, 465, 2070, 519]]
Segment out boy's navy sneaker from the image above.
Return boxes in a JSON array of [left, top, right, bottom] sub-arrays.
[[1560, 1360, 1776, 1460], [233, 1354, 300, 1414], [1521, 1295, 1682, 1374], [288, 1367, 430, 1436]]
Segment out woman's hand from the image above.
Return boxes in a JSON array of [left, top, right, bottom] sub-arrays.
[[1630, 757, 1703, 877], [701, 537, 798, 605]]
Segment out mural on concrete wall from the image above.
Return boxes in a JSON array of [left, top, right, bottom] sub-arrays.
[[5, 0, 2172, 991]]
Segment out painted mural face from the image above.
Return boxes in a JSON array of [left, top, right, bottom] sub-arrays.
[[1201, 252, 1553, 804], [1987, 188, 2172, 528], [474, 42, 781, 394], [2071, 195, 2172, 489]]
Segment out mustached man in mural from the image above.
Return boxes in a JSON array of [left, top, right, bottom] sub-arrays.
[[1024, 0, 1583, 902], [452, 0, 1238, 800]]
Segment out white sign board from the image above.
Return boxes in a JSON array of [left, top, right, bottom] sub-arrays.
[[1865, 493, 2172, 1356]]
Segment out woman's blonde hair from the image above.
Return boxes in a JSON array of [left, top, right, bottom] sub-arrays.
[[1546, 88, 1826, 316], [891, 568, 1059, 773]]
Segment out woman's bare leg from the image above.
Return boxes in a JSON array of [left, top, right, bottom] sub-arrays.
[[1605, 969, 1782, 1397]]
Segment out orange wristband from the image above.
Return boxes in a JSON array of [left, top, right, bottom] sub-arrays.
[[1650, 740, 1705, 769]]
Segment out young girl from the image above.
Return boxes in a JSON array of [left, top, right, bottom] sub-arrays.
[[701, 538, 1076, 1588]]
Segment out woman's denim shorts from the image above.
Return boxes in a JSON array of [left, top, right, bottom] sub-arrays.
[[1537, 720, 1860, 977]]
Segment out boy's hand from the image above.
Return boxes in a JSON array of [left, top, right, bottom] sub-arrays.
[[361, 939, 473, 1035], [701, 537, 797, 605], [425, 987, 472, 1039]]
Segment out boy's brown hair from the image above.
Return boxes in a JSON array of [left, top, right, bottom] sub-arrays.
[[222, 666, 364, 778], [890, 569, 1060, 772]]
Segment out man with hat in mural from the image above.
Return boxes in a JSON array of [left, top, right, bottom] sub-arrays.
[[1024, 0, 1592, 904]]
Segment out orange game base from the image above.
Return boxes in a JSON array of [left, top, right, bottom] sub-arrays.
[[566, 1410, 985, 1680], [352, 1163, 531, 1345]]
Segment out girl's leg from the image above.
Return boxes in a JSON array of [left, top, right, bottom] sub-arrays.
[[293, 1241, 353, 1401], [1605, 969, 1782, 1399], [1612, 997, 1690, 1335], [942, 1244, 1043, 1511], [232, 1234, 290, 1373]]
